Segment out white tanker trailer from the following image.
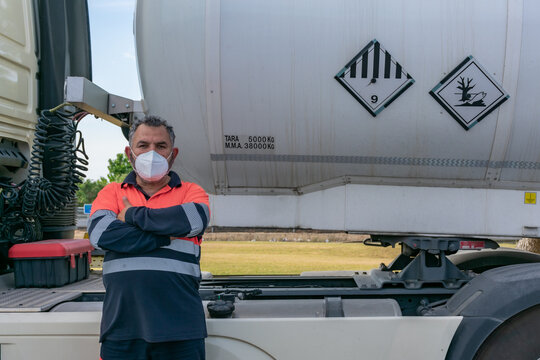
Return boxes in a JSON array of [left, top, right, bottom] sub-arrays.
[[137, 0, 540, 239], [0, 0, 539, 359]]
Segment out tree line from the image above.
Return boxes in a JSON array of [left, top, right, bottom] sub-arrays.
[[76, 153, 132, 206]]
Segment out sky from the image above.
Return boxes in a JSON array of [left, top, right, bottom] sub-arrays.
[[78, 0, 139, 180]]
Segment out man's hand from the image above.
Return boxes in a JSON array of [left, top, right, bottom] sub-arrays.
[[117, 196, 133, 222]]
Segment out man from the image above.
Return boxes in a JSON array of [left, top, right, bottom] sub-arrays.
[[88, 115, 210, 360]]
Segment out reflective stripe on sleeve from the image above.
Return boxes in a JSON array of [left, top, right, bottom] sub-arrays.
[[89, 209, 117, 249], [201, 203, 210, 224], [103, 257, 201, 277], [163, 239, 200, 257], [183, 203, 204, 237]]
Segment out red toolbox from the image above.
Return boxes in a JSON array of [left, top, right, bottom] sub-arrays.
[[8, 239, 93, 288]]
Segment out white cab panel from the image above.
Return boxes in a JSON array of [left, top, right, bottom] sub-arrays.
[[0, 0, 37, 144], [0, 312, 461, 360]]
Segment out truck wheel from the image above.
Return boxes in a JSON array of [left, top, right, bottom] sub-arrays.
[[474, 304, 540, 360]]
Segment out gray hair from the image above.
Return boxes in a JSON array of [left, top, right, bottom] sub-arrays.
[[128, 115, 176, 147]]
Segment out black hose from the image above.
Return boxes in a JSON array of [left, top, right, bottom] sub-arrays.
[[0, 108, 88, 246], [12, 109, 88, 242], [0, 211, 41, 244]]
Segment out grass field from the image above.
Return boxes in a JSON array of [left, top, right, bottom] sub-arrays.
[[76, 230, 520, 275], [199, 233, 518, 275], [200, 240, 399, 275]]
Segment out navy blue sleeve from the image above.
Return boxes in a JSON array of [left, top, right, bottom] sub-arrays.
[[89, 209, 170, 254], [124, 202, 209, 238]]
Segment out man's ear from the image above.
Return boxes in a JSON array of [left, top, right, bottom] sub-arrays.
[[172, 147, 179, 162], [125, 146, 135, 166]]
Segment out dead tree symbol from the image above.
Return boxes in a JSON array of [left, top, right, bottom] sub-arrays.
[[457, 77, 475, 102]]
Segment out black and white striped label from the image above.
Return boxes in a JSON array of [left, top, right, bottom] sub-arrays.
[[335, 39, 414, 117]]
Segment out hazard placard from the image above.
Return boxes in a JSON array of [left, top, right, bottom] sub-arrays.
[[430, 56, 509, 130], [525, 192, 537, 205], [335, 39, 415, 117]]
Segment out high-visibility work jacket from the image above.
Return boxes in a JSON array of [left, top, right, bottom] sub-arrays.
[[88, 171, 210, 343]]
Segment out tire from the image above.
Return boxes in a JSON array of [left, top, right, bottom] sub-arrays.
[[474, 304, 540, 360]]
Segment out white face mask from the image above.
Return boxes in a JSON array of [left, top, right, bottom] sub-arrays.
[[131, 149, 172, 182]]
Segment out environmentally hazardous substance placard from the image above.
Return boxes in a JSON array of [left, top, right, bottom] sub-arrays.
[[430, 56, 509, 130], [335, 39, 415, 117]]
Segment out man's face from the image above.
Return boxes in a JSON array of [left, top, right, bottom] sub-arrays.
[[126, 124, 178, 170]]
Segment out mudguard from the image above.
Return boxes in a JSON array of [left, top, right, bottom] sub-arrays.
[[428, 263, 540, 360]]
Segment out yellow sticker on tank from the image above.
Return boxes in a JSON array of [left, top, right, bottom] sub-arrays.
[[525, 192, 537, 204]]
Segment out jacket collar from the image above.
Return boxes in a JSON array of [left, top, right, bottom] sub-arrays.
[[121, 171, 182, 188]]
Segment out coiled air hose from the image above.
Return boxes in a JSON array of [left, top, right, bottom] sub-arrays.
[[0, 181, 39, 244], [16, 107, 89, 242]]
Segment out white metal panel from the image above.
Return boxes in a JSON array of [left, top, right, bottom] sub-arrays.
[[218, 0, 506, 185], [343, 184, 540, 237], [0, 312, 101, 360], [0, 312, 461, 360], [0, 0, 37, 144], [485, 0, 523, 182], [500, 0, 540, 182], [207, 317, 462, 360], [135, 0, 540, 194], [297, 186, 347, 230], [135, 0, 215, 191], [136, 0, 540, 234], [210, 194, 298, 228], [210, 185, 540, 237]]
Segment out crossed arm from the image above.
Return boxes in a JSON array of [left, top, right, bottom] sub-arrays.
[[88, 187, 210, 254]]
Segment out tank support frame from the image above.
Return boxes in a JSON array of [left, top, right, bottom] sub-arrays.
[[365, 235, 499, 289]]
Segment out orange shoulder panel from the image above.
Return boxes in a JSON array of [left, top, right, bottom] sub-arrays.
[[180, 182, 210, 208], [90, 182, 122, 216]]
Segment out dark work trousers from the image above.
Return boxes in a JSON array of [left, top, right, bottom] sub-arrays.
[[101, 338, 205, 360]]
